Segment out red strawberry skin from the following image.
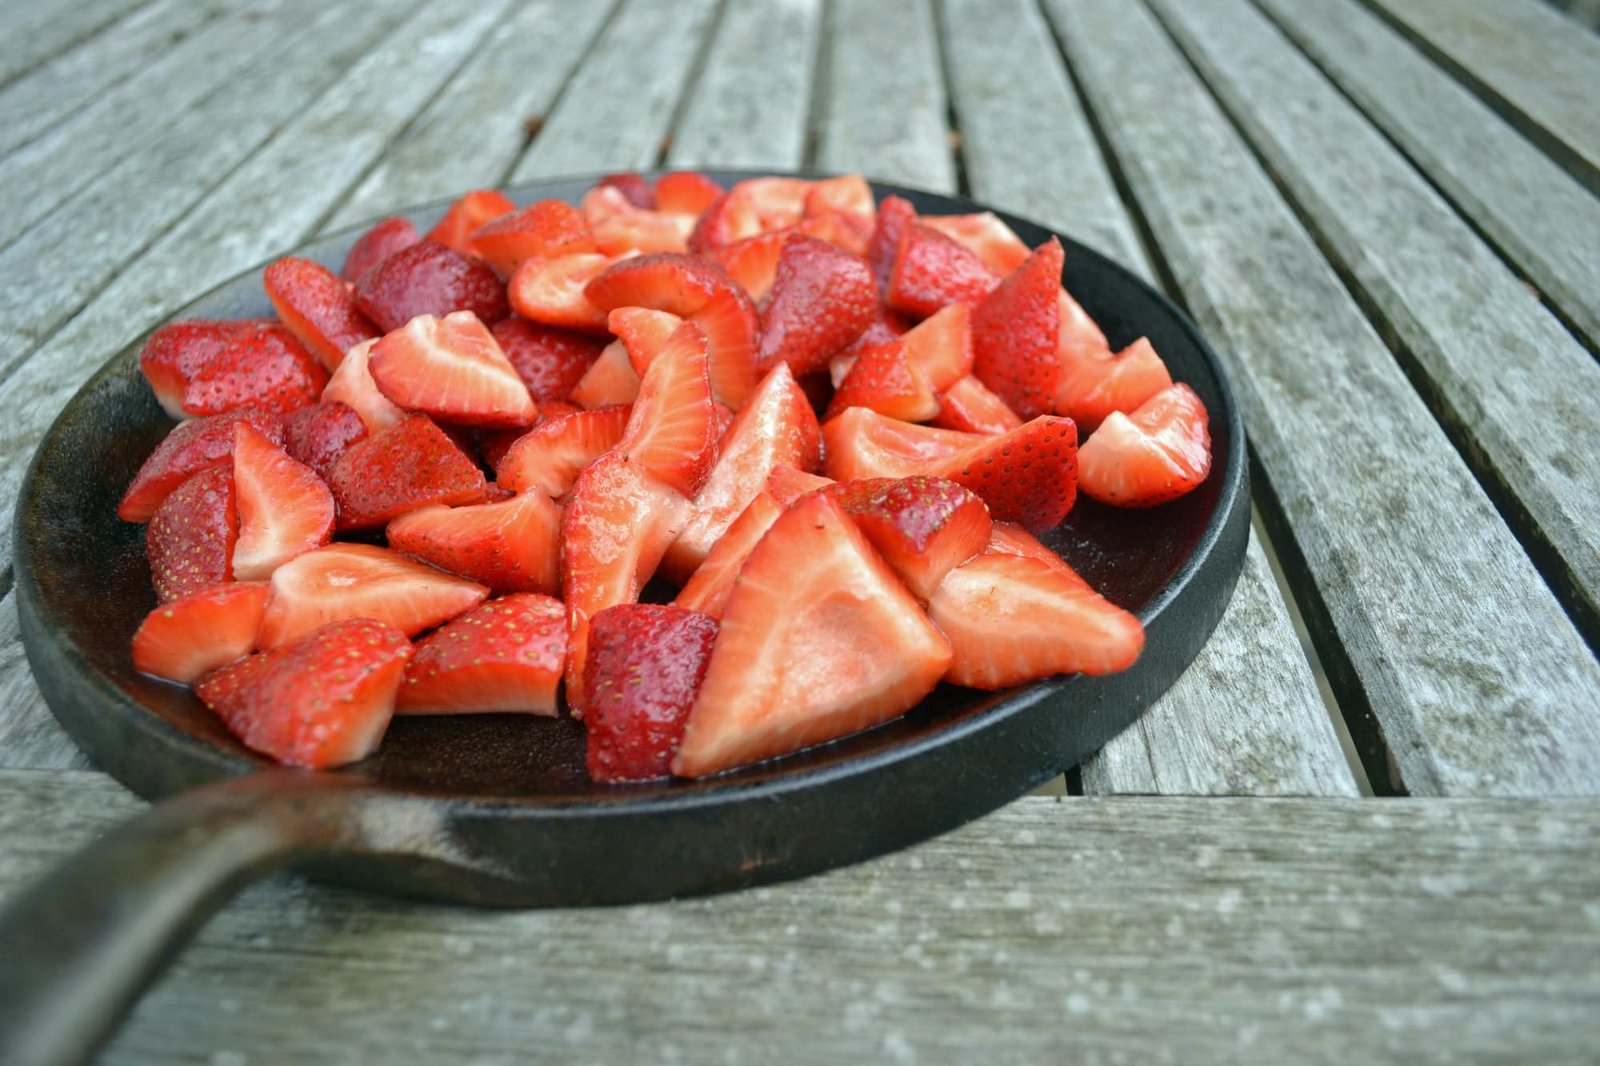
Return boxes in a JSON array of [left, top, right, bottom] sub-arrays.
[[367, 311, 538, 429], [828, 476, 993, 601], [886, 224, 1001, 317], [230, 422, 335, 581], [868, 195, 917, 294], [424, 189, 516, 255], [196, 618, 412, 768], [326, 414, 487, 530], [971, 238, 1064, 421], [495, 404, 632, 498], [141, 320, 327, 419], [931, 416, 1078, 532], [340, 217, 420, 284], [131, 581, 270, 684], [470, 199, 596, 276], [614, 321, 717, 497], [119, 409, 283, 523], [757, 235, 877, 376], [146, 466, 237, 602], [386, 492, 561, 595], [491, 317, 605, 402], [354, 241, 509, 334], [281, 401, 368, 481], [597, 172, 656, 209], [263, 256, 379, 371], [584, 604, 719, 782], [396, 594, 568, 715]]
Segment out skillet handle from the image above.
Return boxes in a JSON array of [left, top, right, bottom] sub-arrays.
[[0, 772, 360, 1066]]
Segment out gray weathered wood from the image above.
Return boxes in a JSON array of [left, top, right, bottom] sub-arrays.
[[509, 0, 722, 182], [0, 594, 86, 770], [0, 0, 421, 376], [0, 0, 150, 85], [1149, 0, 1600, 643], [1365, 0, 1600, 194], [939, 0, 1352, 797], [1043, 0, 1600, 797], [2, 774, 1596, 1065], [665, 0, 823, 171], [814, 0, 955, 191], [1256, 0, 1600, 355], [325, 0, 619, 231]]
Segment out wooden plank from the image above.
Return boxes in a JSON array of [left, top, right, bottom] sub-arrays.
[[938, 0, 1352, 797], [1042, 0, 1600, 797], [2, 775, 1597, 1064], [814, 0, 955, 191], [1147, 0, 1600, 647], [1256, 0, 1600, 355], [325, 0, 619, 231], [664, 0, 824, 171], [0, 0, 422, 378], [1364, 0, 1600, 195], [0, 0, 151, 85], [0, 595, 86, 771], [509, 0, 722, 182]]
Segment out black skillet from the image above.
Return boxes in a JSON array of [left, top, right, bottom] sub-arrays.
[[0, 173, 1248, 1066]]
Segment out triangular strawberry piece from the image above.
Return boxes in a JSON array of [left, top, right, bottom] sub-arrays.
[[820, 407, 980, 481], [231, 422, 335, 581], [263, 256, 379, 371], [340, 217, 420, 284], [614, 322, 717, 496], [927, 550, 1142, 687], [491, 317, 606, 402], [830, 304, 914, 385], [568, 340, 640, 409], [322, 338, 407, 434], [692, 284, 760, 410], [257, 543, 488, 647], [932, 375, 1023, 435], [147, 466, 237, 602], [1054, 335, 1172, 432], [764, 464, 834, 506], [730, 177, 811, 231], [867, 195, 917, 295], [899, 302, 973, 391], [197, 618, 412, 768], [655, 171, 725, 216], [793, 211, 873, 256], [386, 490, 561, 595], [132, 581, 271, 683], [596, 172, 655, 209], [495, 404, 631, 497], [984, 522, 1092, 587], [698, 230, 785, 303], [581, 187, 694, 257], [326, 414, 487, 531], [507, 253, 615, 333], [673, 492, 784, 620], [281, 402, 367, 481], [354, 241, 509, 334], [424, 189, 516, 255], [922, 212, 1030, 275], [802, 174, 875, 225], [687, 190, 762, 251], [757, 234, 877, 377], [395, 594, 568, 716], [1078, 383, 1211, 508], [368, 311, 537, 429], [150, 321, 326, 420], [825, 340, 939, 422], [928, 416, 1078, 531], [971, 238, 1063, 420], [609, 306, 685, 375], [470, 199, 596, 275], [828, 476, 992, 601], [119, 409, 283, 523], [671, 492, 952, 777], [886, 223, 1000, 317]]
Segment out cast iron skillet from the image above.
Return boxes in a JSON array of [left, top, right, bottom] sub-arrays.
[[0, 173, 1247, 1066]]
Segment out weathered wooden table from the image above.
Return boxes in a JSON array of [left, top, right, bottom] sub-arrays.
[[2, 0, 1598, 1061]]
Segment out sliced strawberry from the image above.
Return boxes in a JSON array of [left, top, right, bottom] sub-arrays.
[[470, 199, 596, 275], [867, 195, 917, 295], [395, 594, 567, 715], [985, 522, 1089, 585], [230, 422, 334, 581], [825, 340, 939, 422], [821, 408, 979, 481], [609, 306, 684, 375], [613, 322, 716, 496], [386, 491, 561, 595], [699, 230, 784, 303], [757, 235, 877, 377], [922, 213, 1030, 275], [899, 302, 973, 391], [803, 174, 875, 224], [731, 176, 810, 230], [828, 476, 992, 601], [281, 402, 367, 481], [147, 466, 237, 602], [263, 256, 380, 371], [581, 187, 693, 256], [491, 316, 606, 403], [507, 253, 614, 333], [687, 190, 762, 251], [673, 492, 783, 620], [792, 211, 873, 257], [654, 171, 725, 216], [764, 464, 833, 505], [932, 375, 1023, 435], [1053, 335, 1172, 432], [561, 452, 691, 712], [1056, 288, 1111, 365], [928, 416, 1078, 531], [118, 409, 283, 523], [1078, 383, 1211, 508], [830, 304, 914, 383], [132, 581, 270, 684], [326, 414, 487, 531], [886, 223, 1001, 318], [354, 241, 509, 334], [424, 189, 517, 255], [140, 319, 327, 420], [257, 543, 488, 647], [692, 284, 760, 410], [672, 492, 952, 778], [321, 338, 407, 434], [585, 604, 719, 782], [596, 172, 656, 209], [567, 340, 640, 409], [196, 617, 412, 768], [971, 238, 1063, 421], [927, 550, 1142, 687], [663, 363, 821, 578], [340, 217, 421, 284], [367, 311, 537, 428], [496, 404, 631, 497]]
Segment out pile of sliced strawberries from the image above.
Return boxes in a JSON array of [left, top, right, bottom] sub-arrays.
[[120, 172, 1212, 781]]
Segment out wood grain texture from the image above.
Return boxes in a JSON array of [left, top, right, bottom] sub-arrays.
[[0, 594, 85, 771], [939, 0, 1352, 797], [1150, 0, 1600, 643], [1044, 0, 1600, 797], [0, 0, 150, 85], [814, 0, 955, 191], [1256, 0, 1600, 355], [1, 774, 1596, 1065], [324, 0, 619, 231], [665, 0, 823, 171], [1364, 0, 1600, 194], [509, 0, 721, 182]]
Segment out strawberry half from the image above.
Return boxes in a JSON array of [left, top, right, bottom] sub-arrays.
[[196, 618, 412, 768], [395, 594, 567, 716], [922, 212, 1030, 274], [1053, 335, 1172, 432], [368, 311, 537, 429], [230, 422, 334, 581], [507, 253, 614, 333], [609, 306, 685, 375], [147, 466, 237, 602], [867, 195, 917, 294], [927, 550, 1143, 687], [386, 491, 561, 595], [140, 319, 327, 420], [568, 341, 640, 409], [757, 234, 877, 377], [132, 581, 271, 683], [496, 404, 631, 497], [491, 316, 606, 402], [929, 416, 1078, 532], [671, 492, 952, 778], [424, 189, 516, 255], [585, 604, 719, 782], [257, 543, 488, 647], [321, 339, 406, 434], [340, 217, 420, 284], [613, 321, 717, 496], [326, 414, 487, 531], [281, 401, 368, 481], [971, 238, 1063, 421], [263, 256, 379, 371], [673, 492, 783, 620], [1078, 383, 1211, 508], [826, 341, 939, 423], [119, 409, 283, 523], [470, 199, 596, 275], [932, 375, 1023, 435], [828, 476, 992, 601], [354, 241, 509, 334], [886, 224, 1000, 317]]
